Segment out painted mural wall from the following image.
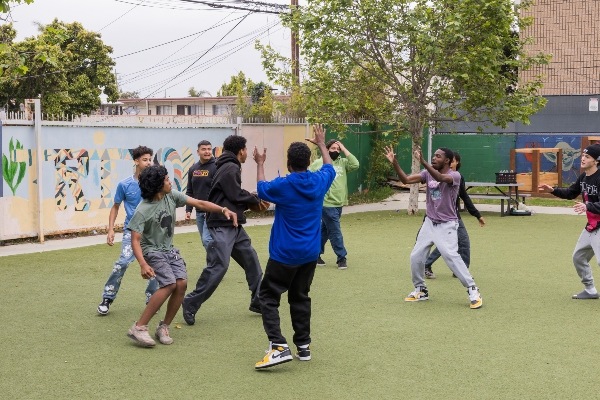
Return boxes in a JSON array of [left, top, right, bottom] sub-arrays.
[[0, 123, 308, 240]]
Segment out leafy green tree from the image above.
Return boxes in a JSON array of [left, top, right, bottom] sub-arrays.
[[273, 0, 548, 213], [217, 71, 274, 119], [0, 19, 118, 115], [187, 87, 211, 97], [119, 90, 140, 99], [0, 0, 33, 14]]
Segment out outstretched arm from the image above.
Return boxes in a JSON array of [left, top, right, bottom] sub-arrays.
[[185, 197, 238, 227], [306, 124, 332, 166], [383, 145, 422, 184], [253, 146, 266, 182]]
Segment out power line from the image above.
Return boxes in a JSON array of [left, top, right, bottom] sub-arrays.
[[141, 11, 251, 99], [125, 23, 283, 93], [118, 20, 280, 84], [112, 15, 246, 59], [99, 0, 146, 31]]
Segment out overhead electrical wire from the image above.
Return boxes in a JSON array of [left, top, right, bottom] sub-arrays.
[[99, 0, 146, 31], [140, 11, 251, 99], [118, 20, 280, 84], [126, 23, 284, 94]]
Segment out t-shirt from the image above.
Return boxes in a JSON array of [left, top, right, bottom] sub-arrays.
[[258, 164, 336, 265], [420, 169, 460, 223], [127, 190, 187, 254], [113, 175, 142, 228]]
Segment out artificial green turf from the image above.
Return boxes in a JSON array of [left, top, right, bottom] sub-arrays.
[[1, 211, 599, 399]]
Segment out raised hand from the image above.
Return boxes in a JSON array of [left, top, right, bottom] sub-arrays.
[[253, 146, 267, 165], [383, 145, 396, 163], [306, 124, 326, 146]]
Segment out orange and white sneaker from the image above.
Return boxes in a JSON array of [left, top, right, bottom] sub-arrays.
[[468, 286, 483, 309], [404, 286, 429, 302], [255, 343, 293, 370]]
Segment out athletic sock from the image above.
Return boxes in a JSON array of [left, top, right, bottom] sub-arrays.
[[586, 287, 598, 295]]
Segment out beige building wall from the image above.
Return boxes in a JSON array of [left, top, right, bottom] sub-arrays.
[[520, 0, 600, 95]]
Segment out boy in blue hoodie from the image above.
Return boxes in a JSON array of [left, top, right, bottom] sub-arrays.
[[253, 125, 336, 370]]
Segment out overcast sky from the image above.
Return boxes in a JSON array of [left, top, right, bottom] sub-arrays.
[[9, 0, 294, 98]]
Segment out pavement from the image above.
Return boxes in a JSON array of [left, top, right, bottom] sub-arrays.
[[0, 192, 576, 257]]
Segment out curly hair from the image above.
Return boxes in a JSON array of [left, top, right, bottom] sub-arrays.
[[222, 135, 247, 156], [287, 142, 311, 171], [132, 145, 153, 160], [139, 165, 168, 200]]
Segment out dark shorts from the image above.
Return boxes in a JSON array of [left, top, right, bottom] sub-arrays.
[[143, 248, 187, 288]]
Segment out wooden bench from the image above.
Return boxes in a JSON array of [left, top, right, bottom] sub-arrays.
[[465, 194, 531, 217]]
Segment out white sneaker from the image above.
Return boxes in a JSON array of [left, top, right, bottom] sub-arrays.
[[468, 286, 483, 309], [127, 323, 156, 347], [155, 321, 174, 345], [255, 343, 293, 369]]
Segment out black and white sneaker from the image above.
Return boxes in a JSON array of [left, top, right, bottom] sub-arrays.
[[97, 298, 113, 315], [317, 257, 326, 266], [295, 344, 311, 361]]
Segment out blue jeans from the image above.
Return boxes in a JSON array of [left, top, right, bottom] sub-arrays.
[[101, 230, 158, 303], [195, 212, 213, 249], [425, 219, 471, 269], [320, 206, 347, 264]]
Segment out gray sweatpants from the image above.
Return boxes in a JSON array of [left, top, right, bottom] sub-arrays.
[[411, 217, 476, 289], [572, 228, 600, 290]]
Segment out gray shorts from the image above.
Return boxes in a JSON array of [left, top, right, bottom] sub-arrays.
[[143, 248, 187, 288]]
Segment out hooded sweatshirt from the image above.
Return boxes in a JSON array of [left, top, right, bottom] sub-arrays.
[[185, 157, 216, 213], [309, 153, 359, 207], [206, 150, 259, 228], [257, 164, 336, 265], [551, 169, 600, 232]]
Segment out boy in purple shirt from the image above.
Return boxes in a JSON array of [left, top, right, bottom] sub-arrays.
[[384, 146, 482, 309]]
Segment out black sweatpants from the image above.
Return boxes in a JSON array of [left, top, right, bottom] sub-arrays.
[[184, 226, 262, 313], [259, 258, 316, 346]]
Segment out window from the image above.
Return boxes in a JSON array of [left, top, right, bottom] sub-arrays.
[[212, 104, 232, 115], [156, 105, 172, 115]]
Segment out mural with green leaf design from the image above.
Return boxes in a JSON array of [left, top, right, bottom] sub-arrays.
[[2, 137, 27, 196]]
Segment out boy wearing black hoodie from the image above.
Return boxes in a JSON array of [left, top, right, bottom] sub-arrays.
[[182, 135, 263, 325], [540, 144, 600, 300]]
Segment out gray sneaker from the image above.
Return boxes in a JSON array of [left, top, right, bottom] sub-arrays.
[[337, 260, 348, 270], [572, 290, 600, 300], [127, 323, 156, 347], [155, 321, 174, 345]]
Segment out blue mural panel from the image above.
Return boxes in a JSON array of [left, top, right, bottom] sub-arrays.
[[515, 135, 583, 185]]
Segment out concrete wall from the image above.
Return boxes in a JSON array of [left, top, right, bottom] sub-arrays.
[[0, 122, 308, 240]]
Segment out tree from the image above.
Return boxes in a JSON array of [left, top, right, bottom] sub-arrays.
[[278, 0, 548, 213], [217, 72, 274, 120], [119, 90, 140, 99], [0, 0, 33, 14], [0, 19, 118, 115], [187, 87, 211, 97]]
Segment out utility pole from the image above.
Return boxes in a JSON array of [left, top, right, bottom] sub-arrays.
[[291, 0, 300, 84]]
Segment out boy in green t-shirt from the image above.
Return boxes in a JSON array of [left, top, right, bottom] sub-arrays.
[[126, 165, 237, 347]]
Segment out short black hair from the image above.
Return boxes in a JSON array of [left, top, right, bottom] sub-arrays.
[[139, 165, 168, 200], [197, 140, 211, 148], [287, 142, 311, 171], [454, 152, 462, 171], [325, 139, 338, 150], [132, 145, 153, 160], [222, 135, 247, 156], [438, 147, 454, 165]]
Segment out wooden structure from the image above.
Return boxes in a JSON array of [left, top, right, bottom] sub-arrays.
[[510, 148, 563, 193]]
